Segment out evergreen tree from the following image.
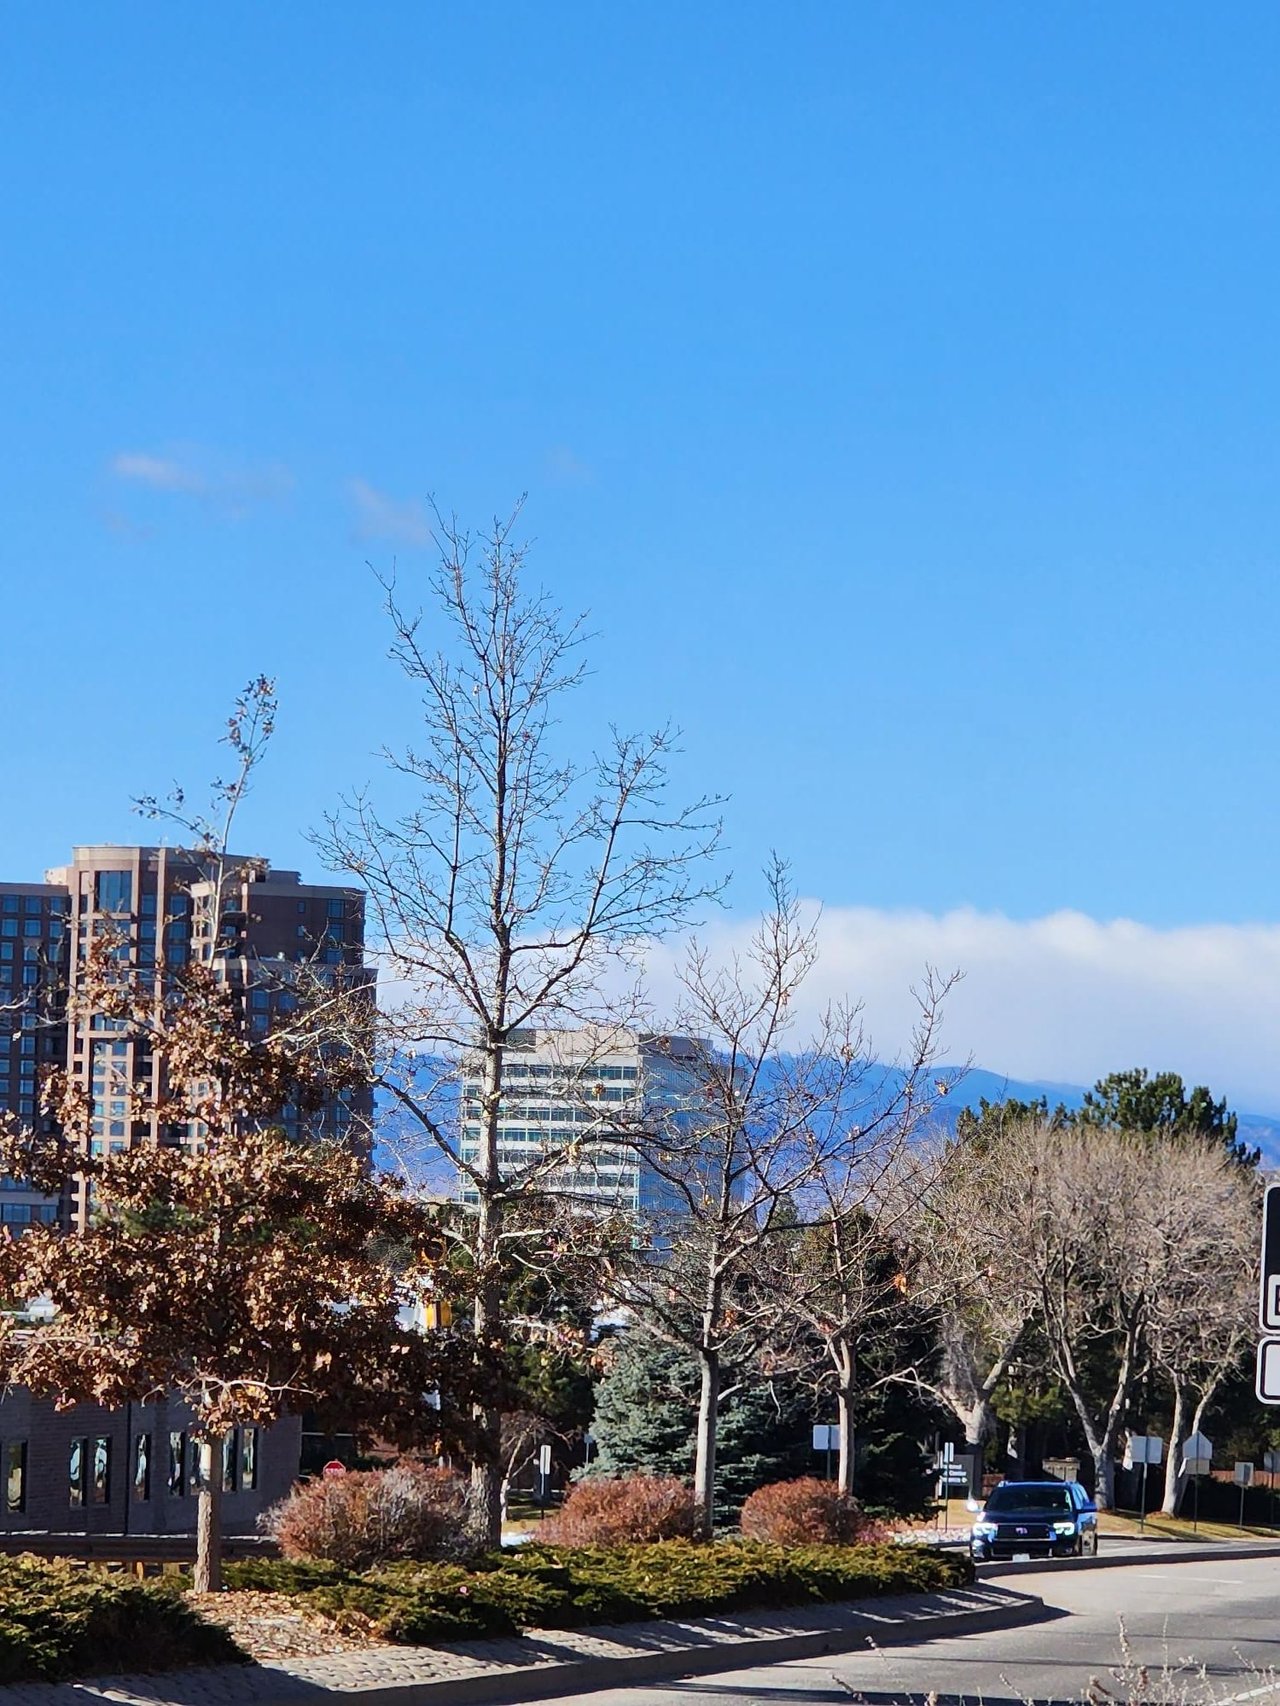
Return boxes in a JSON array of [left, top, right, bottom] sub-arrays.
[[589, 1334, 810, 1520], [1076, 1068, 1257, 1168]]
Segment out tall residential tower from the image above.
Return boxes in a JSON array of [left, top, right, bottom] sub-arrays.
[[1, 846, 372, 1231]]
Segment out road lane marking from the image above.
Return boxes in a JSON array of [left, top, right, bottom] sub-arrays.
[[1130, 1574, 1250, 1584]]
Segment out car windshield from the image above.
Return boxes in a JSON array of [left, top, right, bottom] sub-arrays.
[[985, 1485, 1071, 1513]]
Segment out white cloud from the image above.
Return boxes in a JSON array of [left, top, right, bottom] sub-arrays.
[[346, 478, 432, 548], [640, 905, 1280, 1113], [109, 448, 293, 516], [111, 452, 206, 493]]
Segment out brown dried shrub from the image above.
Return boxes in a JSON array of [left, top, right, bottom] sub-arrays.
[[738, 1477, 889, 1546], [264, 1465, 479, 1570], [541, 1475, 700, 1546]]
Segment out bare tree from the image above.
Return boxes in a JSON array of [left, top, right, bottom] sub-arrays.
[[1149, 1155, 1257, 1514], [622, 861, 930, 1534], [1019, 1122, 1244, 1509], [906, 1117, 1047, 1467], [762, 980, 954, 1498], [314, 507, 723, 1544]]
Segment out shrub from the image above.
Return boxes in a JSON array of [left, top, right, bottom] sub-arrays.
[[263, 1464, 479, 1569], [0, 1555, 243, 1682], [739, 1478, 889, 1547], [541, 1475, 699, 1546], [228, 1540, 973, 1645]]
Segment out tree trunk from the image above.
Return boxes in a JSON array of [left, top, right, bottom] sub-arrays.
[[469, 1255, 504, 1548], [470, 1042, 506, 1550], [693, 1346, 719, 1538], [1161, 1383, 1187, 1516], [1091, 1438, 1116, 1509], [193, 1435, 224, 1594], [835, 1346, 856, 1499], [1005, 1421, 1024, 1480]]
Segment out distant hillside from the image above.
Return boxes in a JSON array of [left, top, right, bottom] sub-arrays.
[[371, 1059, 1280, 1179]]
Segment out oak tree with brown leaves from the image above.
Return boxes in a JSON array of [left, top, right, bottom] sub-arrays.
[[0, 682, 481, 1591], [0, 943, 479, 1591]]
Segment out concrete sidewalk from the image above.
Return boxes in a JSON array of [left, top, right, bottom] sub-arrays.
[[0, 1583, 1044, 1706]]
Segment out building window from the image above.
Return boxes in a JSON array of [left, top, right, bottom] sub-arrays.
[[5, 1440, 26, 1514], [167, 1431, 186, 1496], [91, 1436, 111, 1504], [133, 1433, 151, 1502], [69, 1438, 87, 1507], [95, 871, 133, 914], [222, 1432, 237, 1493], [326, 899, 345, 918], [188, 1434, 206, 1492], [239, 1426, 258, 1490]]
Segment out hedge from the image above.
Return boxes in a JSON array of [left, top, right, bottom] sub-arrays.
[[225, 1540, 972, 1646], [0, 1555, 244, 1682]]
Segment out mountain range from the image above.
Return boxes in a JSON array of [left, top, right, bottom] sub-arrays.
[[933, 1065, 1280, 1166]]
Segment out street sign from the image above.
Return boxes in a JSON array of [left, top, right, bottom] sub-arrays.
[[1235, 1461, 1255, 1487], [538, 1443, 553, 1476], [1125, 1434, 1163, 1466], [322, 1460, 347, 1477], [812, 1424, 840, 1453], [1183, 1431, 1213, 1460], [1265, 1449, 1280, 1475], [1262, 1184, 1280, 1330], [1258, 1341, 1280, 1404], [1183, 1455, 1212, 1477]]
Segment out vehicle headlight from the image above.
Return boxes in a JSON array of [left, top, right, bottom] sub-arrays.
[[1052, 1520, 1076, 1535], [972, 1520, 998, 1536]]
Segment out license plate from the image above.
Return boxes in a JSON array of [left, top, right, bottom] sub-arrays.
[[1013, 1552, 1031, 1562]]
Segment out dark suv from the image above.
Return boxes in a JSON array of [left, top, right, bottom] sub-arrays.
[[969, 1480, 1099, 1561]]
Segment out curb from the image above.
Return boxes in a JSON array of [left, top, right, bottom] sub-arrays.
[[981, 1541, 1280, 1579], [257, 1588, 1049, 1706]]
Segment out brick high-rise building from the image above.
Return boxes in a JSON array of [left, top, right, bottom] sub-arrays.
[[1, 846, 372, 1232]]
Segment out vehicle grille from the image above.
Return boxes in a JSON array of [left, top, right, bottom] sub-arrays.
[[995, 1522, 1053, 1541]]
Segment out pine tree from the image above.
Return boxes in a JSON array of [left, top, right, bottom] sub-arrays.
[[588, 1333, 810, 1520]]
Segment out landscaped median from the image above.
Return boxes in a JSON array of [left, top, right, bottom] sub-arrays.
[[0, 1542, 975, 1684], [0, 1554, 244, 1683], [220, 1538, 976, 1648]]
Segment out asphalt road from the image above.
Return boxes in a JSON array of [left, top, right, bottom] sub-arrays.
[[533, 1554, 1280, 1706]]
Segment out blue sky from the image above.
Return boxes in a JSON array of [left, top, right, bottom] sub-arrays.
[[4, 6, 1280, 1097]]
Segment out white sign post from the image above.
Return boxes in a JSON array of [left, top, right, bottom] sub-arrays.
[[1235, 1461, 1255, 1529], [537, 1442, 553, 1518], [1181, 1432, 1213, 1533], [1125, 1434, 1164, 1530]]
